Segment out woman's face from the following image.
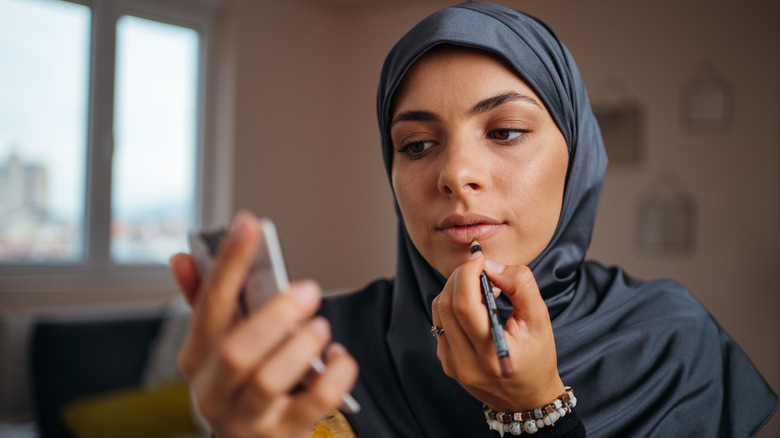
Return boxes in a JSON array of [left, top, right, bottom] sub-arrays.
[[390, 47, 569, 278]]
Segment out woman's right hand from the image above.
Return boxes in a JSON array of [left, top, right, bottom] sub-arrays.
[[431, 251, 564, 414], [169, 212, 359, 438]]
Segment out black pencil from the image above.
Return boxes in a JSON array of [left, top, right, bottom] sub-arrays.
[[470, 240, 514, 378]]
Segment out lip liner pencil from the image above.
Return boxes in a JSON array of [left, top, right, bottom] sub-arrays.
[[470, 240, 514, 378]]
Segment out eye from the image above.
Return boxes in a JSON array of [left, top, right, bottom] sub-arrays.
[[397, 140, 436, 159], [488, 128, 526, 142]]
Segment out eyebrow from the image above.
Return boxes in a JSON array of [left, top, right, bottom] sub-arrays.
[[469, 92, 542, 116], [391, 110, 440, 127], [391, 92, 542, 127]]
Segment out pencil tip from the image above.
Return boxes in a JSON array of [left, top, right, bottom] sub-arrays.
[[470, 240, 482, 254]]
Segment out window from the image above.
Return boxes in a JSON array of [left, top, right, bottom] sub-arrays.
[[0, 0, 219, 292], [0, 0, 90, 263], [112, 16, 199, 264]]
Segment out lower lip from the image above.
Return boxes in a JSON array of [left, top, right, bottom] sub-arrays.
[[438, 223, 502, 244]]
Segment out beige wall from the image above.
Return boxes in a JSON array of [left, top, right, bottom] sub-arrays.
[[218, 0, 778, 434]]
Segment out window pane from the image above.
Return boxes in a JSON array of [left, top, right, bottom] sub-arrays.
[[112, 15, 199, 264], [0, 0, 90, 263]]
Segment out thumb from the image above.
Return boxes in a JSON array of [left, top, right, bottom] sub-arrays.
[[483, 262, 550, 332], [170, 253, 201, 308]]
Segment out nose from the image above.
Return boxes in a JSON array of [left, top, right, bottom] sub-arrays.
[[437, 140, 488, 196]]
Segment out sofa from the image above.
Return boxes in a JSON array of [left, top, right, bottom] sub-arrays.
[[29, 301, 205, 438]]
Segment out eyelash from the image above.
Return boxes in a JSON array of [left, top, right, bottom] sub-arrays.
[[397, 140, 435, 161], [395, 128, 531, 160], [487, 128, 530, 144]]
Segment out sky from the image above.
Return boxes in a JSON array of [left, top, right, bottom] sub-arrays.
[[0, 0, 90, 221], [0, 0, 199, 223]]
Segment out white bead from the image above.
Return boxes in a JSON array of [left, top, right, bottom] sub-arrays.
[[558, 407, 567, 417], [570, 396, 577, 407], [543, 415, 552, 426], [510, 422, 523, 435], [492, 420, 506, 437], [504, 423, 511, 432], [536, 419, 545, 429], [550, 411, 560, 424], [524, 419, 538, 434], [533, 407, 543, 419]]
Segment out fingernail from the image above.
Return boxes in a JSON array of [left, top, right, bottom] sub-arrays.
[[290, 281, 321, 310], [468, 250, 482, 260], [327, 342, 347, 356], [230, 212, 251, 240], [484, 259, 505, 274], [308, 316, 331, 340]]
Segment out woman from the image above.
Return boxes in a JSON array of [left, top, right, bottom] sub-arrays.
[[171, 2, 777, 437]]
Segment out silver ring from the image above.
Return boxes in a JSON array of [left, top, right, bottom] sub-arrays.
[[431, 326, 445, 337]]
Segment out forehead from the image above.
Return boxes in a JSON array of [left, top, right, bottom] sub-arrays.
[[391, 45, 538, 114]]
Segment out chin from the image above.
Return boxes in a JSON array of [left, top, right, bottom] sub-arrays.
[[430, 257, 462, 279]]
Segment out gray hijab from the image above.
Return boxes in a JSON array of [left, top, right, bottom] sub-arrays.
[[377, 1, 605, 304], [322, 2, 777, 436]]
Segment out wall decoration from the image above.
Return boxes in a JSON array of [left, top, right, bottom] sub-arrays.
[[680, 61, 734, 131], [638, 170, 696, 253], [592, 78, 643, 164]]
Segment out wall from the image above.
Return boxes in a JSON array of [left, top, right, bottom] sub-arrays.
[[222, 0, 779, 434], [223, 0, 399, 293]]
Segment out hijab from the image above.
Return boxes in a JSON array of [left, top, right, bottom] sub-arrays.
[[321, 2, 778, 436]]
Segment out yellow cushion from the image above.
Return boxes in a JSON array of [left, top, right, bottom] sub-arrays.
[[61, 381, 199, 438]]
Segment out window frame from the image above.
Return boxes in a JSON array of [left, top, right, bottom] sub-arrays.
[[0, 0, 223, 293]]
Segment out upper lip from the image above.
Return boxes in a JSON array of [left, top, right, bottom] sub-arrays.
[[437, 213, 502, 229]]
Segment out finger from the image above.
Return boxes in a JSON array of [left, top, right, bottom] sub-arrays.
[[227, 317, 330, 418], [193, 211, 261, 339], [211, 384, 289, 438], [449, 253, 493, 349], [251, 316, 332, 397], [179, 211, 262, 386], [436, 266, 483, 376], [449, 252, 515, 380], [227, 280, 322, 370], [483, 262, 550, 332], [431, 294, 454, 374], [431, 294, 444, 333], [170, 253, 200, 308], [194, 281, 323, 413], [286, 343, 359, 424]]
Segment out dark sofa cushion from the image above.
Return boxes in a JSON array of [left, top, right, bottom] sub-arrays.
[[30, 314, 163, 438]]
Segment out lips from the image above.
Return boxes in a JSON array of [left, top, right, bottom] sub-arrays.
[[437, 214, 503, 244]]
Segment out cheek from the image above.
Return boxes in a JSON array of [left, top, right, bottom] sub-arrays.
[[391, 165, 423, 226], [501, 136, 568, 246], [546, 139, 569, 204], [390, 165, 406, 211], [392, 164, 438, 255], [528, 139, 568, 230]]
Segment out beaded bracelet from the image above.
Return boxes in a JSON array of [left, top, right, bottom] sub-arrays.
[[483, 387, 577, 436]]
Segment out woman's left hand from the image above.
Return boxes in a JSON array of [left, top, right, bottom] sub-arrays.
[[432, 250, 565, 412]]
